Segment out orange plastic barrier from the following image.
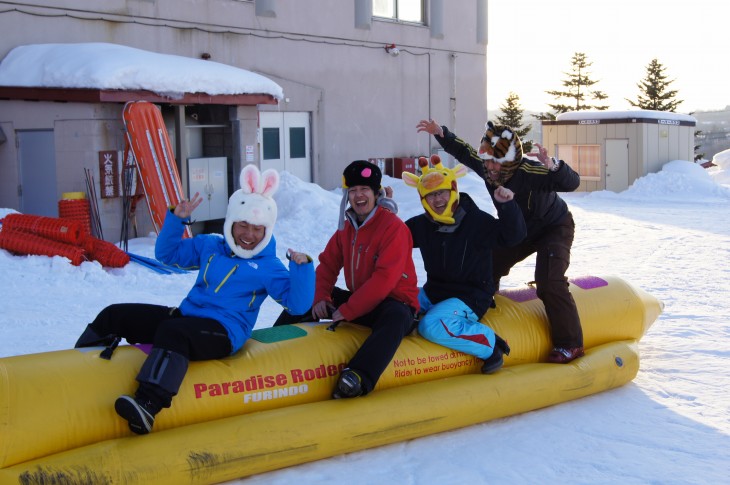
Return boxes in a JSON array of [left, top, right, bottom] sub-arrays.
[[0, 213, 128, 268], [0, 227, 86, 265], [1, 213, 87, 245], [84, 237, 130, 268], [58, 192, 92, 236]]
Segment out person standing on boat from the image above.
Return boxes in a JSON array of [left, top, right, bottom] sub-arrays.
[[402, 155, 525, 373], [74, 165, 314, 434], [275, 160, 419, 399], [416, 119, 585, 364]]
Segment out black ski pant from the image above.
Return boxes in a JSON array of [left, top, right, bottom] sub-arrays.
[[492, 211, 583, 349], [87, 303, 231, 408], [274, 288, 416, 394], [273, 287, 352, 326]]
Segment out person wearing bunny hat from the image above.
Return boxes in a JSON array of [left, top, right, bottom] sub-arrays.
[[275, 160, 419, 399], [402, 155, 525, 373], [417, 118, 585, 364], [74, 164, 314, 434]]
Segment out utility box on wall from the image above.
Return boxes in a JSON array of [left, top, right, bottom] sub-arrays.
[[188, 157, 228, 221], [392, 157, 416, 178], [369, 157, 417, 179], [369, 158, 393, 178]]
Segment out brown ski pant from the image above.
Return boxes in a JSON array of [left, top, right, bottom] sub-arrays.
[[492, 212, 583, 349]]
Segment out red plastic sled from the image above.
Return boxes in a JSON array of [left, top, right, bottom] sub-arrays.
[[123, 101, 191, 238]]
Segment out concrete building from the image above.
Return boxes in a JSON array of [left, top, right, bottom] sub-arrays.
[[0, 0, 489, 239], [542, 110, 697, 192]]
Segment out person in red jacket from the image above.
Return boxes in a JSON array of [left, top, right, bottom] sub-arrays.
[[275, 160, 419, 399]]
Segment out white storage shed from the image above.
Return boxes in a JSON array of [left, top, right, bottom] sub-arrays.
[[542, 110, 697, 192]]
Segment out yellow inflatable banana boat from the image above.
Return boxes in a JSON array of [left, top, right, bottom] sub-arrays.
[[0, 275, 662, 484]]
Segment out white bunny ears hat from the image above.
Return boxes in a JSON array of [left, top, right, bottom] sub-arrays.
[[224, 164, 280, 259]]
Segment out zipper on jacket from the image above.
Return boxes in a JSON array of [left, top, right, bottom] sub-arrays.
[[355, 245, 363, 271], [349, 232, 358, 289], [350, 244, 363, 289], [215, 265, 239, 293], [460, 240, 468, 271], [202, 254, 215, 288]]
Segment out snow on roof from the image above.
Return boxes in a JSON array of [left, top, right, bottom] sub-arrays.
[[0, 43, 283, 99], [557, 109, 696, 123]]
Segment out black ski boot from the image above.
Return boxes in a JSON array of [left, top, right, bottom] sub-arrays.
[[332, 368, 364, 399], [114, 395, 159, 435], [481, 335, 511, 374], [115, 348, 189, 433]]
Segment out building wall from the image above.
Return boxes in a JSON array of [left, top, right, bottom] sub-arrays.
[[0, 121, 19, 209], [640, 123, 695, 176], [0, 0, 488, 192], [0, 101, 120, 204], [0, 100, 156, 239]]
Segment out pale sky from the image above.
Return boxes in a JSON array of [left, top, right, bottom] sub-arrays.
[[486, 0, 727, 115]]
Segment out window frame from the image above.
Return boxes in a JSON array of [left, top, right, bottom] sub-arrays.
[[373, 0, 426, 25]]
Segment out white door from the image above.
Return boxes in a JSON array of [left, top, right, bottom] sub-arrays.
[[259, 112, 311, 182], [605, 139, 629, 192], [18, 130, 58, 216]]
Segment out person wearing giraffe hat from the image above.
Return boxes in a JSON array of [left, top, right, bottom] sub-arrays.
[[417, 118, 585, 364], [402, 154, 526, 373]]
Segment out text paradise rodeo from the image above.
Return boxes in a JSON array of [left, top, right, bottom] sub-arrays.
[[192, 362, 348, 402]]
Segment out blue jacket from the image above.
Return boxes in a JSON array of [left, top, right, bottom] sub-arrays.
[[155, 211, 315, 353]]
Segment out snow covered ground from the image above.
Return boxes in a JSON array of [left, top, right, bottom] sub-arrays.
[[1, 156, 729, 484]]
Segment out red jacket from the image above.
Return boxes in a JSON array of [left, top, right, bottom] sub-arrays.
[[315, 206, 419, 321]]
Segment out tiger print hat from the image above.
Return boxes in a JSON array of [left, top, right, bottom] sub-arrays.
[[480, 121, 523, 163], [480, 121, 523, 186]]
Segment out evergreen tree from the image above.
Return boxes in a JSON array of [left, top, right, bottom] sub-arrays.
[[532, 111, 556, 122], [692, 111, 705, 161], [694, 128, 705, 161], [495, 92, 533, 152], [626, 58, 683, 112], [545, 52, 609, 114]]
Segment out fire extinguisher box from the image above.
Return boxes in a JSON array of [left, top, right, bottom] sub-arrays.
[[392, 157, 416, 178], [368, 158, 395, 177]]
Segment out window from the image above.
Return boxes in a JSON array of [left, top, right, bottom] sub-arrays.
[[262, 128, 280, 160], [373, 0, 425, 23], [289, 127, 306, 159], [556, 145, 601, 180]]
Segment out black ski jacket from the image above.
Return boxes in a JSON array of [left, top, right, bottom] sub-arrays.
[[435, 126, 580, 240], [406, 192, 525, 318]]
